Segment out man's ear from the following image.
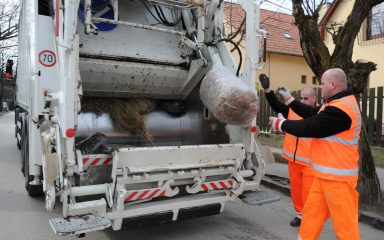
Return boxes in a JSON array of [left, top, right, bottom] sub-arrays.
[[331, 81, 336, 89]]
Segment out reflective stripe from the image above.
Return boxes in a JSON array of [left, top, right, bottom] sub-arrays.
[[319, 97, 361, 146], [282, 149, 311, 164], [311, 162, 358, 176], [343, 97, 362, 140], [320, 136, 358, 145]]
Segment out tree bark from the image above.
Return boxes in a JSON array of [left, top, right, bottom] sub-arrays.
[[358, 123, 382, 204]]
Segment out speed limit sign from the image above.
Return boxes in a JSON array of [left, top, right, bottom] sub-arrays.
[[39, 50, 56, 67]]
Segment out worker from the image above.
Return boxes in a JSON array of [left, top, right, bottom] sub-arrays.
[[259, 74, 317, 227], [269, 68, 361, 240]]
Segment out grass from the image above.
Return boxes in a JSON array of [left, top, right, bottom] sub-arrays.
[[257, 133, 284, 149], [371, 147, 384, 168], [257, 133, 384, 168]]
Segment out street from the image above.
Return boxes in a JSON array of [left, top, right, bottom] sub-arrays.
[[0, 112, 382, 240]]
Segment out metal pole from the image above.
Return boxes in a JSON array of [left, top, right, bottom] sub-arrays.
[[92, 17, 186, 36]]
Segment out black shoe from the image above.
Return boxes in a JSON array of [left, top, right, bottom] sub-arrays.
[[290, 217, 301, 227]]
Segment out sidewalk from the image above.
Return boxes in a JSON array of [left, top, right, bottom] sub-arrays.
[[268, 147, 384, 192], [262, 147, 384, 231]]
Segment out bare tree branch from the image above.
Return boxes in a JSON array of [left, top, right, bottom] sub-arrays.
[[292, 0, 330, 77], [0, 1, 19, 42]]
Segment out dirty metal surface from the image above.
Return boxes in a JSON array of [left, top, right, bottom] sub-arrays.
[[240, 190, 281, 206], [49, 215, 111, 236]]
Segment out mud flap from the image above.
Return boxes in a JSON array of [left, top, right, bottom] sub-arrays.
[[240, 191, 280, 206], [49, 215, 111, 236]]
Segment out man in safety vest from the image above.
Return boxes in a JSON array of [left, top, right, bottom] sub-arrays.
[[259, 74, 317, 227], [269, 68, 361, 240]]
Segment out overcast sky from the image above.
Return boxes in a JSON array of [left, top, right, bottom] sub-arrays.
[[258, 0, 293, 14]]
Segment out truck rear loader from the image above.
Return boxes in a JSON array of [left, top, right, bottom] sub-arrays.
[[15, 0, 276, 236]]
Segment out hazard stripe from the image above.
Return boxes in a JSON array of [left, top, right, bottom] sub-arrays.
[[90, 157, 101, 166], [103, 157, 113, 165], [210, 182, 218, 190], [148, 189, 161, 199], [124, 188, 167, 202], [219, 181, 227, 189], [137, 190, 150, 200], [199, 180, 235, 192], [201, 184, 209, 191], [125, 192, 138, 202], [82, 155, 113, 169], [82, 157, 90, 164], [228, 180, 234, 186]]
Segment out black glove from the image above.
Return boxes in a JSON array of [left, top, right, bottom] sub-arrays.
[[259, 74, 270, 92]]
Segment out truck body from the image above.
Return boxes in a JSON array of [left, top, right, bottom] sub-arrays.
[[15, 0, 274, 236]]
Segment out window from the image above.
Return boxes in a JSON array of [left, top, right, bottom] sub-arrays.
[[367, 3, 384, 40], [283, 32, 293, 39], [312, 76, 317, 84], [301, 75, 307, 84]]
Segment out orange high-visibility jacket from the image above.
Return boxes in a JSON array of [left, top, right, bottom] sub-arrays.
[[310, 95, 362, 181], [281, 109, 311, 166]]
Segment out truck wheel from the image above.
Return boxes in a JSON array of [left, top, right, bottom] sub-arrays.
[[21, 115, 44, 197]]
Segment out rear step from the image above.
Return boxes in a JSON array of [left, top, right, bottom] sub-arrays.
[[49, 215, 111, 236], [240, 191, 281, 206]]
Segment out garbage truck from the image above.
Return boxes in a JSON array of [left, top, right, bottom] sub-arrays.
[[15, 0, 276, 236]]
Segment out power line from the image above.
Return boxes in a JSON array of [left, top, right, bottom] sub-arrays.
[[262, 0, 292, 13]]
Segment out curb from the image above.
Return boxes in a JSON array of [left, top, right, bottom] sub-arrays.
[[261, 175, 384, 231], [359, 210, 384, 231], [261, 176, 290, 197]]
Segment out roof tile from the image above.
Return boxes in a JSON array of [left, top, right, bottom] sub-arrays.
[[224, 2, 303, 56]]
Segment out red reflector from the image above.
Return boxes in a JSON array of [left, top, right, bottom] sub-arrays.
[[251, 126, 257, 133], [65, 128, 76, 138]]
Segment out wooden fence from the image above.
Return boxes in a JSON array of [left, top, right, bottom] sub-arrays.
[[257, 87, 384, 147]]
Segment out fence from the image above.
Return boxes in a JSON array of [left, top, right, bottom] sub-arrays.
[[257, 87, 384, 147]]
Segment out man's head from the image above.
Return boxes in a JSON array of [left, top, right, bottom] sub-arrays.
[[320, 68, 348, 100], [300, 87, 317, 106]]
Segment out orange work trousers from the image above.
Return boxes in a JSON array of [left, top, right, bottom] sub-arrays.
[[298, 177, 359, 240], [288, 161, 314, 218]]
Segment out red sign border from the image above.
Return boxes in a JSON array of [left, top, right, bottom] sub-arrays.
[[39, 50, 57, 67]]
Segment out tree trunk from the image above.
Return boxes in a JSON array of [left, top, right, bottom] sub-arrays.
[[348, 62, 382, 204], [358, 123, 382, 204]]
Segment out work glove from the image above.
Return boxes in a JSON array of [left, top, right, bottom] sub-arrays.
[[259, 74, 271, 93], [269, 113, 286, 133], [278, 87, 294, 105]]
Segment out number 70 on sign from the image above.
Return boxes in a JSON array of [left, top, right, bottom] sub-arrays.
[[39, 50, 57, 67]]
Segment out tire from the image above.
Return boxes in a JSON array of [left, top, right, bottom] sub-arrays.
[[21, 115, 44, 197]]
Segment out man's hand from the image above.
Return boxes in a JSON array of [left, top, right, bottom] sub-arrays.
[[278, 87, 294, 105], [259, 74, 270, 93], [269, 113, 286, 133]]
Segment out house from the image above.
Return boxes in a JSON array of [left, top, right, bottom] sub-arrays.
[[223, 2, 317, 91], [319, 0, 384, 89]]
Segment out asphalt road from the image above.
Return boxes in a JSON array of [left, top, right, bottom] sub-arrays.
[[0, 112, 382, 240]]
